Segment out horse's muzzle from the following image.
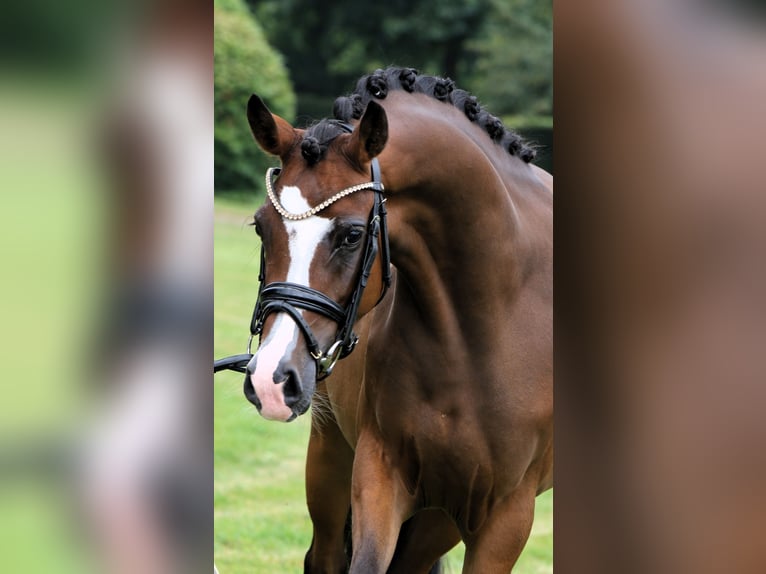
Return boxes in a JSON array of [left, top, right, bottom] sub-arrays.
[[244, 354, 312, 422]]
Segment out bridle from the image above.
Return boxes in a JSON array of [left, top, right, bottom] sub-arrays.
[[214, 129, 391, 380], [213, 157, 390, 378], [250, 159, 390, 379]]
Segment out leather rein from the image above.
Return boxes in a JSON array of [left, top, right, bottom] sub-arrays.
[[214, 132, 391, 380]]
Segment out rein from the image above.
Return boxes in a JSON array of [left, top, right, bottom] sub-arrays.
[[214, 132, 391, 379]]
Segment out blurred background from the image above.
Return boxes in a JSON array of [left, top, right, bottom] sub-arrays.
[[555, 1, 766, 572], [1, 0, 212, 572]]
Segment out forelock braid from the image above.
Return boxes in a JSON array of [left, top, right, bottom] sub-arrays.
[[301, 136, 322, 165], [333, 93, 365, 122], [332, 96, 352, 122]]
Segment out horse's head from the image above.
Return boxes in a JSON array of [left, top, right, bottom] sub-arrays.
[[243, 94, 390, 421]]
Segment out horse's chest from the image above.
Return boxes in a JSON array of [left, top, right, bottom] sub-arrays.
[[387, 414, 491, 482], [382, 400, 538, 522], [412, 431, 506, 534]]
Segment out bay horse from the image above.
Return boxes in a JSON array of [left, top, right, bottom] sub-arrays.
[[243, 67, 552, 573]]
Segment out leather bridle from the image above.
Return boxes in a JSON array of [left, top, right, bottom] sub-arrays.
[[214, 135, 391, 380]]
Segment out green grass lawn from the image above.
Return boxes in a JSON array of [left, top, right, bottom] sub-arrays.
[[214, 195, 552, 573]]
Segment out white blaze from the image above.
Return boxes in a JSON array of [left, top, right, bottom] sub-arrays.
[[250, 186, 334, 421]]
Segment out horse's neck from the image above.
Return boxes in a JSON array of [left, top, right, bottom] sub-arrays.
[[375, 101, 551, 365], [385, 155, 531, 357]]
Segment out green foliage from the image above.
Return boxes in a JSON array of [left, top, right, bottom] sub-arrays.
[[250, 0, 491, 117], [215, 0, 249, 12], [215, 0, 295, 193], [249, 0, 550, 127], [468, 0, 552, 118]]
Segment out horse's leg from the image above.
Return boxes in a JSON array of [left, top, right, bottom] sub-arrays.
[[460, 483, 537, 573], [348, 432, 414, 574], [303, 412, 354, 574], [386, 509, 462, 574]]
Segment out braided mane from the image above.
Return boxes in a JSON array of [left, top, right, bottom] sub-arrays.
[[300, 66, 537, 166]]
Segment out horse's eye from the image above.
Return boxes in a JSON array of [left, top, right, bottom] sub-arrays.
[[343, 228, 364, 247]]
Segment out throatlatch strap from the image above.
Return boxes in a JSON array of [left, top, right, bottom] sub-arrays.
[[372, 158, 392, 290]]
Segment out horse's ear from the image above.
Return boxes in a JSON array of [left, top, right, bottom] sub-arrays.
[[247, 94, 295, 157], [346, 100, 388, 164]]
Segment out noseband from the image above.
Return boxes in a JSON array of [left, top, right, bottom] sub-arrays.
[[214, 132, 391, 380]]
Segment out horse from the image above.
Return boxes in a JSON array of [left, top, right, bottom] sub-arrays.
[[242, 67, 552, 573]]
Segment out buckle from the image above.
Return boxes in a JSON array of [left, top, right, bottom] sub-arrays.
[[317, 340, 344, 376]]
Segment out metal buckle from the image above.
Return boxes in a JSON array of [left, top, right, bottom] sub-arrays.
[[317, 340, 344, 376]]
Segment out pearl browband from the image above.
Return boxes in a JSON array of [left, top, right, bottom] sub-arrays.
[[265, 167, 384, 221]]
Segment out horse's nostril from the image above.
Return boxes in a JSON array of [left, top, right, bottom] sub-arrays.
[[280, 369, 303, 407]]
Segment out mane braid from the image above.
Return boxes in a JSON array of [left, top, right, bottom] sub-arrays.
[[301, 120, 354, 165], [328, 66, 537, 163]]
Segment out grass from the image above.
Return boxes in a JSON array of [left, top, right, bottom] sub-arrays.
[[214, 195, 552, 573]]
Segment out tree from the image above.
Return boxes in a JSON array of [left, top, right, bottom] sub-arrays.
[[249, 0, 493, 118], [245, 0, 551, 149], [467, 0, 552, 118], [214, 0, 295, 192]]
